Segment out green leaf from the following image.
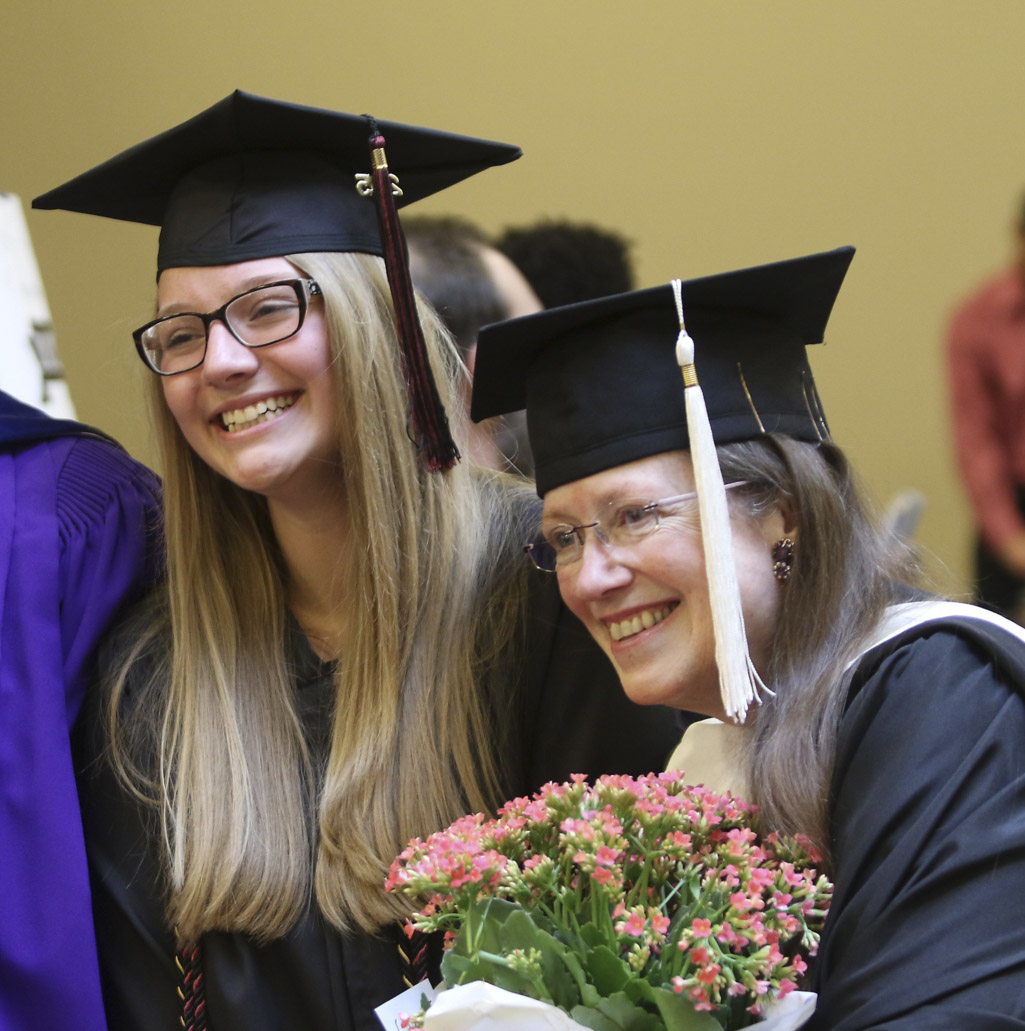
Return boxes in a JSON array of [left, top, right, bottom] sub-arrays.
[[579, 922, 608, 949], [567, 1007, 630, 1031], [580, 944, 631, 996], [648, 985, 724, 1031], [596, 992, 665, 1030], [570, 992, 664, 1031], [440, 898, 583, 1011]]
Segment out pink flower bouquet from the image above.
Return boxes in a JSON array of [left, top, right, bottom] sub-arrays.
[[386, 772, 831, 1030]]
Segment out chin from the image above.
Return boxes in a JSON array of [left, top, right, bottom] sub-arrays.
[[617, 672, 681, 710]]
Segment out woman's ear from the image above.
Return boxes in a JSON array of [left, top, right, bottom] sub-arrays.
[[778, 498, 799, 543], [759, 498, 798, 549]]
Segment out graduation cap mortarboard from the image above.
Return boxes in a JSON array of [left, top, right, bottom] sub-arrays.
[[32, 90, 522, 272], [33, 90, 522, 471], [472, 245, 854, 723], [472, 246, 853, 496]]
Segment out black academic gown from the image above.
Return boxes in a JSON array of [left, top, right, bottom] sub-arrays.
[[809, 619, 1025, 1030], [74, 576, 683, 1031]]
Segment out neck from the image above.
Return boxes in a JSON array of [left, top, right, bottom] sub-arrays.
[[268, 489, 350, 661]]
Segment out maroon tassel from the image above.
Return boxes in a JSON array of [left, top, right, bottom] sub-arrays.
[[364, 121, 460, 472]]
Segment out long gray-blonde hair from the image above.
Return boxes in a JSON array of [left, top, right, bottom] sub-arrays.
[[718, 435, 922, 861], [107, 251, 536, 942]]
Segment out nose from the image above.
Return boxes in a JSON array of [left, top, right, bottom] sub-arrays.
[[201, 319, 259, 384], [563, 531, 633, 599]]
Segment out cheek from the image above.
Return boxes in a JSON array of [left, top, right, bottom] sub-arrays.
[[555, 570, 588, 623], [160, 380, 205, 448], [160, 380, 189, 429]]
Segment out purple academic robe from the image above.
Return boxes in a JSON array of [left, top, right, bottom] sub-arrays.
[[0, 392, 161, 1031]]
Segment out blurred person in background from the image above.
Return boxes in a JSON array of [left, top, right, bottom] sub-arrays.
[[496, 217, 635, 310], [948, 189, 1025, 623], [405, 214, 541, 474]]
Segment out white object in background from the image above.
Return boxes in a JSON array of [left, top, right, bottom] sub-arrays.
[[0, 192, 75, 418]]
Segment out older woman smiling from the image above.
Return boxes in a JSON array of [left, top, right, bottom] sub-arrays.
[[472, 247, 1025, 1030]]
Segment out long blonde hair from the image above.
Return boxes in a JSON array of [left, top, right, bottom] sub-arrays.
[[107, 252, 536, 942]]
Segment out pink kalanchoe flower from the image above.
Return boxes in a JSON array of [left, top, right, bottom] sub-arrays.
[[615, 911, 647, 938], [387, 772, 830, 1028], [748, 866, 775, 890]]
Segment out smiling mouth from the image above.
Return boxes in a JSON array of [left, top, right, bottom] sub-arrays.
[[608, 603, 677, 642], [220, 394, 299, 432]]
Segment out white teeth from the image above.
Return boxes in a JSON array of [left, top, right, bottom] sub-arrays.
[[608, 605, 674, 642], [221, 394, 297, 432]]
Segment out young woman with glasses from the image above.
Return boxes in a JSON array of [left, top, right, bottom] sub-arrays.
[[34, 92, 682, 1030]]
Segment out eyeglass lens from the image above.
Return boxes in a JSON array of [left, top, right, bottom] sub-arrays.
[[137, 281, 307, 375], [525, 483, 748, 572], [529, 499, 664, 571]]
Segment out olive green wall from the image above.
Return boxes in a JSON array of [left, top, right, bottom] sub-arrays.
[[3, 2, 1024, 593]]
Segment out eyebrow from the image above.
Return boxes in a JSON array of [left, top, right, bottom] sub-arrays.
[[155, 276, 288, 318], [542, 487, 658, 525]]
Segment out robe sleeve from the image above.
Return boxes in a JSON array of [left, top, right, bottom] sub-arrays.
[[58, 437, 163, 723], [808, 626, 1025, 1030], [0, 435, 161, 1031]]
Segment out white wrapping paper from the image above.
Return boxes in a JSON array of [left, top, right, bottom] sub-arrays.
[[420, 981, 817, 1030]]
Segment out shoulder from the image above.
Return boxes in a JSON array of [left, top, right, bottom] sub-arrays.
[[816, 615, 1025, 1026], [848, 614, 1025, 709], [950, 268, 1024, 331], [56, 435, 160, 508], [53, 436, 161, 540], [844, 618, 1025, 743], [834, 618, 1025, 823]]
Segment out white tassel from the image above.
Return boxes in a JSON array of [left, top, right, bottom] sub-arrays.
[[672, 281, 768, 722]]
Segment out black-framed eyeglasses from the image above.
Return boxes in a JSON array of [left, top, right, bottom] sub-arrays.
[[525, 481, 750, 572], [132, 278, 322, 376]]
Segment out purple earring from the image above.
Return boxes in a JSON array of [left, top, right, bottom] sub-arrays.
[[772, 538, 795, 583]]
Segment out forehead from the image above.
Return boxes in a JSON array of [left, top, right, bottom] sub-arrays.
[[156, 256, 301, 310], [542, 451, 694, 520]]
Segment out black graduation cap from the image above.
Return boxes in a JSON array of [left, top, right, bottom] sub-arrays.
[[33, 90, 522, 471], [32, 90, 522, 273], [472, 246, 854, 496]]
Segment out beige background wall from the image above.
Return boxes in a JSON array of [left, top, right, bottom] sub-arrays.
[[3, 2, 1024, 593]]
